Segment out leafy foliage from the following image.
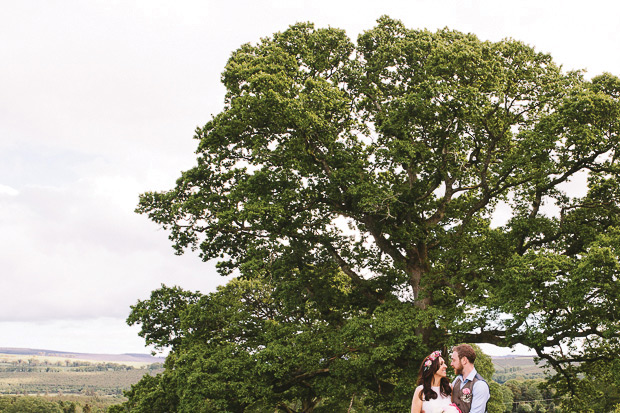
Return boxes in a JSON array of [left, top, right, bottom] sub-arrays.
[[126, 285, 201, 351], [547, 357, 620, 412], [133, 16, 620, 411], [0, 396, 62, 413], [121, 278, 426, 412]]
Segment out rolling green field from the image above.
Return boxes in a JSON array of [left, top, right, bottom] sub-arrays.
[[492, 356, 548, 383], [0, 369, 161, 395], [1, 352, 545, 395], [0, 353, 163, 397]]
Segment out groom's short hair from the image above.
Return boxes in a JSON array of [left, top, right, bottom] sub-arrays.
[[453, 344, 476, 364]]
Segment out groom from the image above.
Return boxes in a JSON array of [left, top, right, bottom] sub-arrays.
[[450, 344, 490, 413]]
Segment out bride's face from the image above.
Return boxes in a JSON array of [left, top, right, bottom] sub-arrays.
[[435, 357, 448, 378]]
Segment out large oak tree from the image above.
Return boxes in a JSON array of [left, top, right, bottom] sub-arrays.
[[129, 17, 620, 411]]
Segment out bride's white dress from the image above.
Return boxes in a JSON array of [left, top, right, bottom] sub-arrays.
[[416, 385, 452, 412]]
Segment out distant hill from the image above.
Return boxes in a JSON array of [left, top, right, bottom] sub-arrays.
[[491, 355, 548, 382], [0, 347, 165, 364], [0, 348, 544, 380]]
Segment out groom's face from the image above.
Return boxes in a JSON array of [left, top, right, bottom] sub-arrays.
[[451, 351, 463, 375]]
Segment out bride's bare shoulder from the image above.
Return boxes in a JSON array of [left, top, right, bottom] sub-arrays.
[[413, 385, 424, 399]]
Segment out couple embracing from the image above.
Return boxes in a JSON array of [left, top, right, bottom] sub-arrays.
[[410, 344, 491, 413]]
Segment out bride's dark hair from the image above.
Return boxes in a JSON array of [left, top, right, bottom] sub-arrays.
[[417, 352, 452, 402]]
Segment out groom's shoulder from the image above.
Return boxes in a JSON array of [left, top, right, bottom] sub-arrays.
[[473, 373, 490, 393], [474, 372, 487, 383]]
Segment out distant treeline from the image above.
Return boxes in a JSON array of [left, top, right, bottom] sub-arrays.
[[495, 379, 561, 412], [0, 394, 117, 412], [493, 366, 548, 383], [0, 368, 163, 397], [0, 359, 162, 373]]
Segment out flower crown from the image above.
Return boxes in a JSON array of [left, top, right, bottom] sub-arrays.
[[423, 350, 442, 371]]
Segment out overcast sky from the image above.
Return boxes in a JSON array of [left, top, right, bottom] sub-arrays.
[[2, 0, 619, 356]]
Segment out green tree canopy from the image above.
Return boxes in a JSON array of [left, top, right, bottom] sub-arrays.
[[0, 396, 63, 413], [134, 16, 620, 411]]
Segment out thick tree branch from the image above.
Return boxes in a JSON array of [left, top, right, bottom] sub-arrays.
[[323, 242, 386, 303], [457, 330, 510, 346], [362, 215, 408, 267], [273, 368, 330, 394]]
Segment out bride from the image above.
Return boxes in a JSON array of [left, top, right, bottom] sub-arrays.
[[410, 351, 455, 413]]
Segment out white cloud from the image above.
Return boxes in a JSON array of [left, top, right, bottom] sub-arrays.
[[0, 318, 155, 355], [1, 0, 619, 354], [0, 175, 223, 323], [0, 184, 19, 196], [478, 343, 536, 357]]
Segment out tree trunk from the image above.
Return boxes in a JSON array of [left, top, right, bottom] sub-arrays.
[[408, 246, 432, 344]]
